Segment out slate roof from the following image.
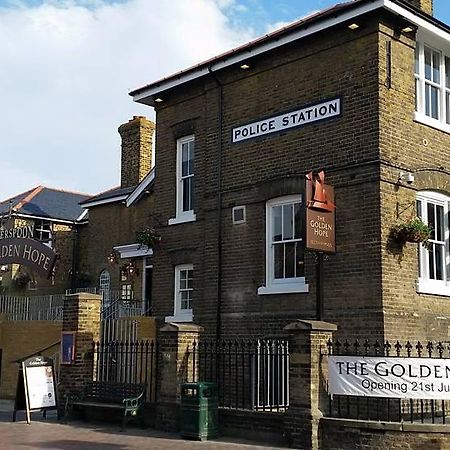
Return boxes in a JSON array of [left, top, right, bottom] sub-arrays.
[[0, 186, 91, 222], [80, 185, 136, 205]]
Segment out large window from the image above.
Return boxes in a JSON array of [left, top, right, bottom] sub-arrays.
[[258, 195, 308, 295], [99, 269, 111, 306], [417, 191, 450, 296], [165, 264, 194, 322], [169, 136, 196, 225], [415, 43, 450, 131]]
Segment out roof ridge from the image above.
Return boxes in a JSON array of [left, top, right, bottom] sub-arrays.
[[40, 185, 92, 197], [0, 186, 37, 208], [14, 186, 44, 211]]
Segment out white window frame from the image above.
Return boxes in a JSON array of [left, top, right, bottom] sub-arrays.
[[168, 135, 196, 225], [165, 264, 194, 322], [34, 220, 53, 248], [258, 195, 308, 295], [415, 41, 450, 134], [417, 191, 450, 296], [99, 270, 111, 306]]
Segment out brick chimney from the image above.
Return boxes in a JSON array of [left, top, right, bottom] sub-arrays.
[[405, 0, 433, 15], [118, 116, 155, 188]]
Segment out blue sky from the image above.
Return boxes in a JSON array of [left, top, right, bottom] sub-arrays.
[[0, 0, 448, 200]]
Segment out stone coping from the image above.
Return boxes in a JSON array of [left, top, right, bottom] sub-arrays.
[[322, 417, 450, 433], [284, 320, 337, 332]]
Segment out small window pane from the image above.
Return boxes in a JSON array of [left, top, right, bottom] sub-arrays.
[[182, 179, 191, 211], [446, 57, 450, 88], [430, 86, 439, 119], [285, 243, 295, 278], [432, 50, 441, 83], [446, 92, 450, 125], [428, 203, 436, 239], [428, 244, 435, 279], [273, 206, 282, 242], [416, 199, 422, 219], [425, 47, 432, 80], [437, 205, 444, 241], [295, 243, 305, 277], [182, 145, 190, 177], [283, 204, 293, 240], [188, 143, 195, 175], [294, 203, 302, 239], [435, 244, 444, 280], [274, 244, 284, 278]]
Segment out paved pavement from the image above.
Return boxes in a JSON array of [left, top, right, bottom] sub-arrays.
[[0, 400, 287, 450]]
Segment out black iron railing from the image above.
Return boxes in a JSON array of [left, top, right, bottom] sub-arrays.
[[92, 340, 158, 403], [189, 338, 289, 412], [326, 339, 450, 424]]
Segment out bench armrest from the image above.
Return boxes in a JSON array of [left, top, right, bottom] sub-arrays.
[[123, 391, 144, 412]]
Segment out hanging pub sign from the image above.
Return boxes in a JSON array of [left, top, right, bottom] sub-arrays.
[[0, 227, 57, 278], [13, 355, 58, 424], [305, 170, 336, 253]]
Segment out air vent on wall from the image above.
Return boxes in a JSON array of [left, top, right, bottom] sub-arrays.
[[232, 206, 246, 225]]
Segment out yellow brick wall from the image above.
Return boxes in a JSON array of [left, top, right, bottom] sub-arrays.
[[0, 319, 62, 398]]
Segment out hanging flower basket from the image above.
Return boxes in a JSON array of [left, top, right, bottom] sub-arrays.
[[391, 218, 432, 244], [136, 226, 161, 249]]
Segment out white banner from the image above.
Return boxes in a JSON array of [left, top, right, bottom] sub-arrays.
[[328, 356, 450, 400], [25, 365, 56, 409], [231, 98, 341, 143]]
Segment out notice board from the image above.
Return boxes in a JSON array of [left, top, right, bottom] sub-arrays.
[[13, 355, 58, 423]]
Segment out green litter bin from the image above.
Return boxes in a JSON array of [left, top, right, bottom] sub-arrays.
[[180, 381, 219, 440]]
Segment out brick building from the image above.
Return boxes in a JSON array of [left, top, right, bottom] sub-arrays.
[[0, 186, 90, 293], [77, 116, 156, 314], [128, 0, 450, 341]]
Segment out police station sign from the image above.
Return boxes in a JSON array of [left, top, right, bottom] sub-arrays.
[[232, 98, 341, 143], [329, 356, 450, 399]]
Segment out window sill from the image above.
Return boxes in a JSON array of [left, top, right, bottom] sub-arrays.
[[257, 283, 309, 295], [414, 112, 450, 135], [417, 279, 450, 297], [165, 311, 193, 323], [168, 212, 196, 226]]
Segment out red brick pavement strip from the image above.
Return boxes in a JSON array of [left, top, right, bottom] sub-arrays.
[[0, 417, 287, 450]]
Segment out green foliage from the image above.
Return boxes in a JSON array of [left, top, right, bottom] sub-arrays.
[[136, 227, 161, 249], [391, 218, 432, 244]]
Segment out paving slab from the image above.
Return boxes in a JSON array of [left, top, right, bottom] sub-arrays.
[[0, 404, 288, 450]]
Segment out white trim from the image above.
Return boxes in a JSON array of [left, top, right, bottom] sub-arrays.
[[168, 212, 197, 226], [76, 209, 88, 222], [417, 279, 450, 296], [232, 206, 246, 225], [258, 284, 309, 295], [414, 112, 450, 134], [164, 311, 193, 323], [113, 243, 153, 259], [132, 0, 386, 105], [126, 168, 155, 207], [258, 195, 309, 296], [81, 194, 128, 209]]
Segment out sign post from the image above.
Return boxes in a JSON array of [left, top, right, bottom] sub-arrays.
[[13, 355, 58, 423], [305, 171, 336, 321]]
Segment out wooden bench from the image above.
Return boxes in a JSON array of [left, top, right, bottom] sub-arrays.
[[64, 381, 146, 431]]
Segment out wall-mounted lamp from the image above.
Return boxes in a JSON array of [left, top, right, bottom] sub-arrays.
[[398, 171, 415, 185], [107, 250, 118, 265]]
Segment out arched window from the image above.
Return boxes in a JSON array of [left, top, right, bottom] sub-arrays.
[[99, 270, 111, 305], [417, 191, 450, 296], [258, 195, 308, 295]]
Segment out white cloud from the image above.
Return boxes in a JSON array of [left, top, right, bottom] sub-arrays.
[[0, 0, 253, 199]]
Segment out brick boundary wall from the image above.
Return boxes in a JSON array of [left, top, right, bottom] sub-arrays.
[[321, 417, 450, 449]]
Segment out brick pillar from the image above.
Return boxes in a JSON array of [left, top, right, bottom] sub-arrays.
[[406, 0, 433, 15], [156, 322, 203, 431], [284, 320, 337, 450], [58, 293, 101, 408]]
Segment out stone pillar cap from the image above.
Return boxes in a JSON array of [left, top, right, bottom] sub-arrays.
[[160, 323, 204, 333], [284, 319, 337, 332]]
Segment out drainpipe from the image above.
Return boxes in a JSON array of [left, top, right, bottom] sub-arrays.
[[208, 66, 224, 341], [70, 227, 78, 291]]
